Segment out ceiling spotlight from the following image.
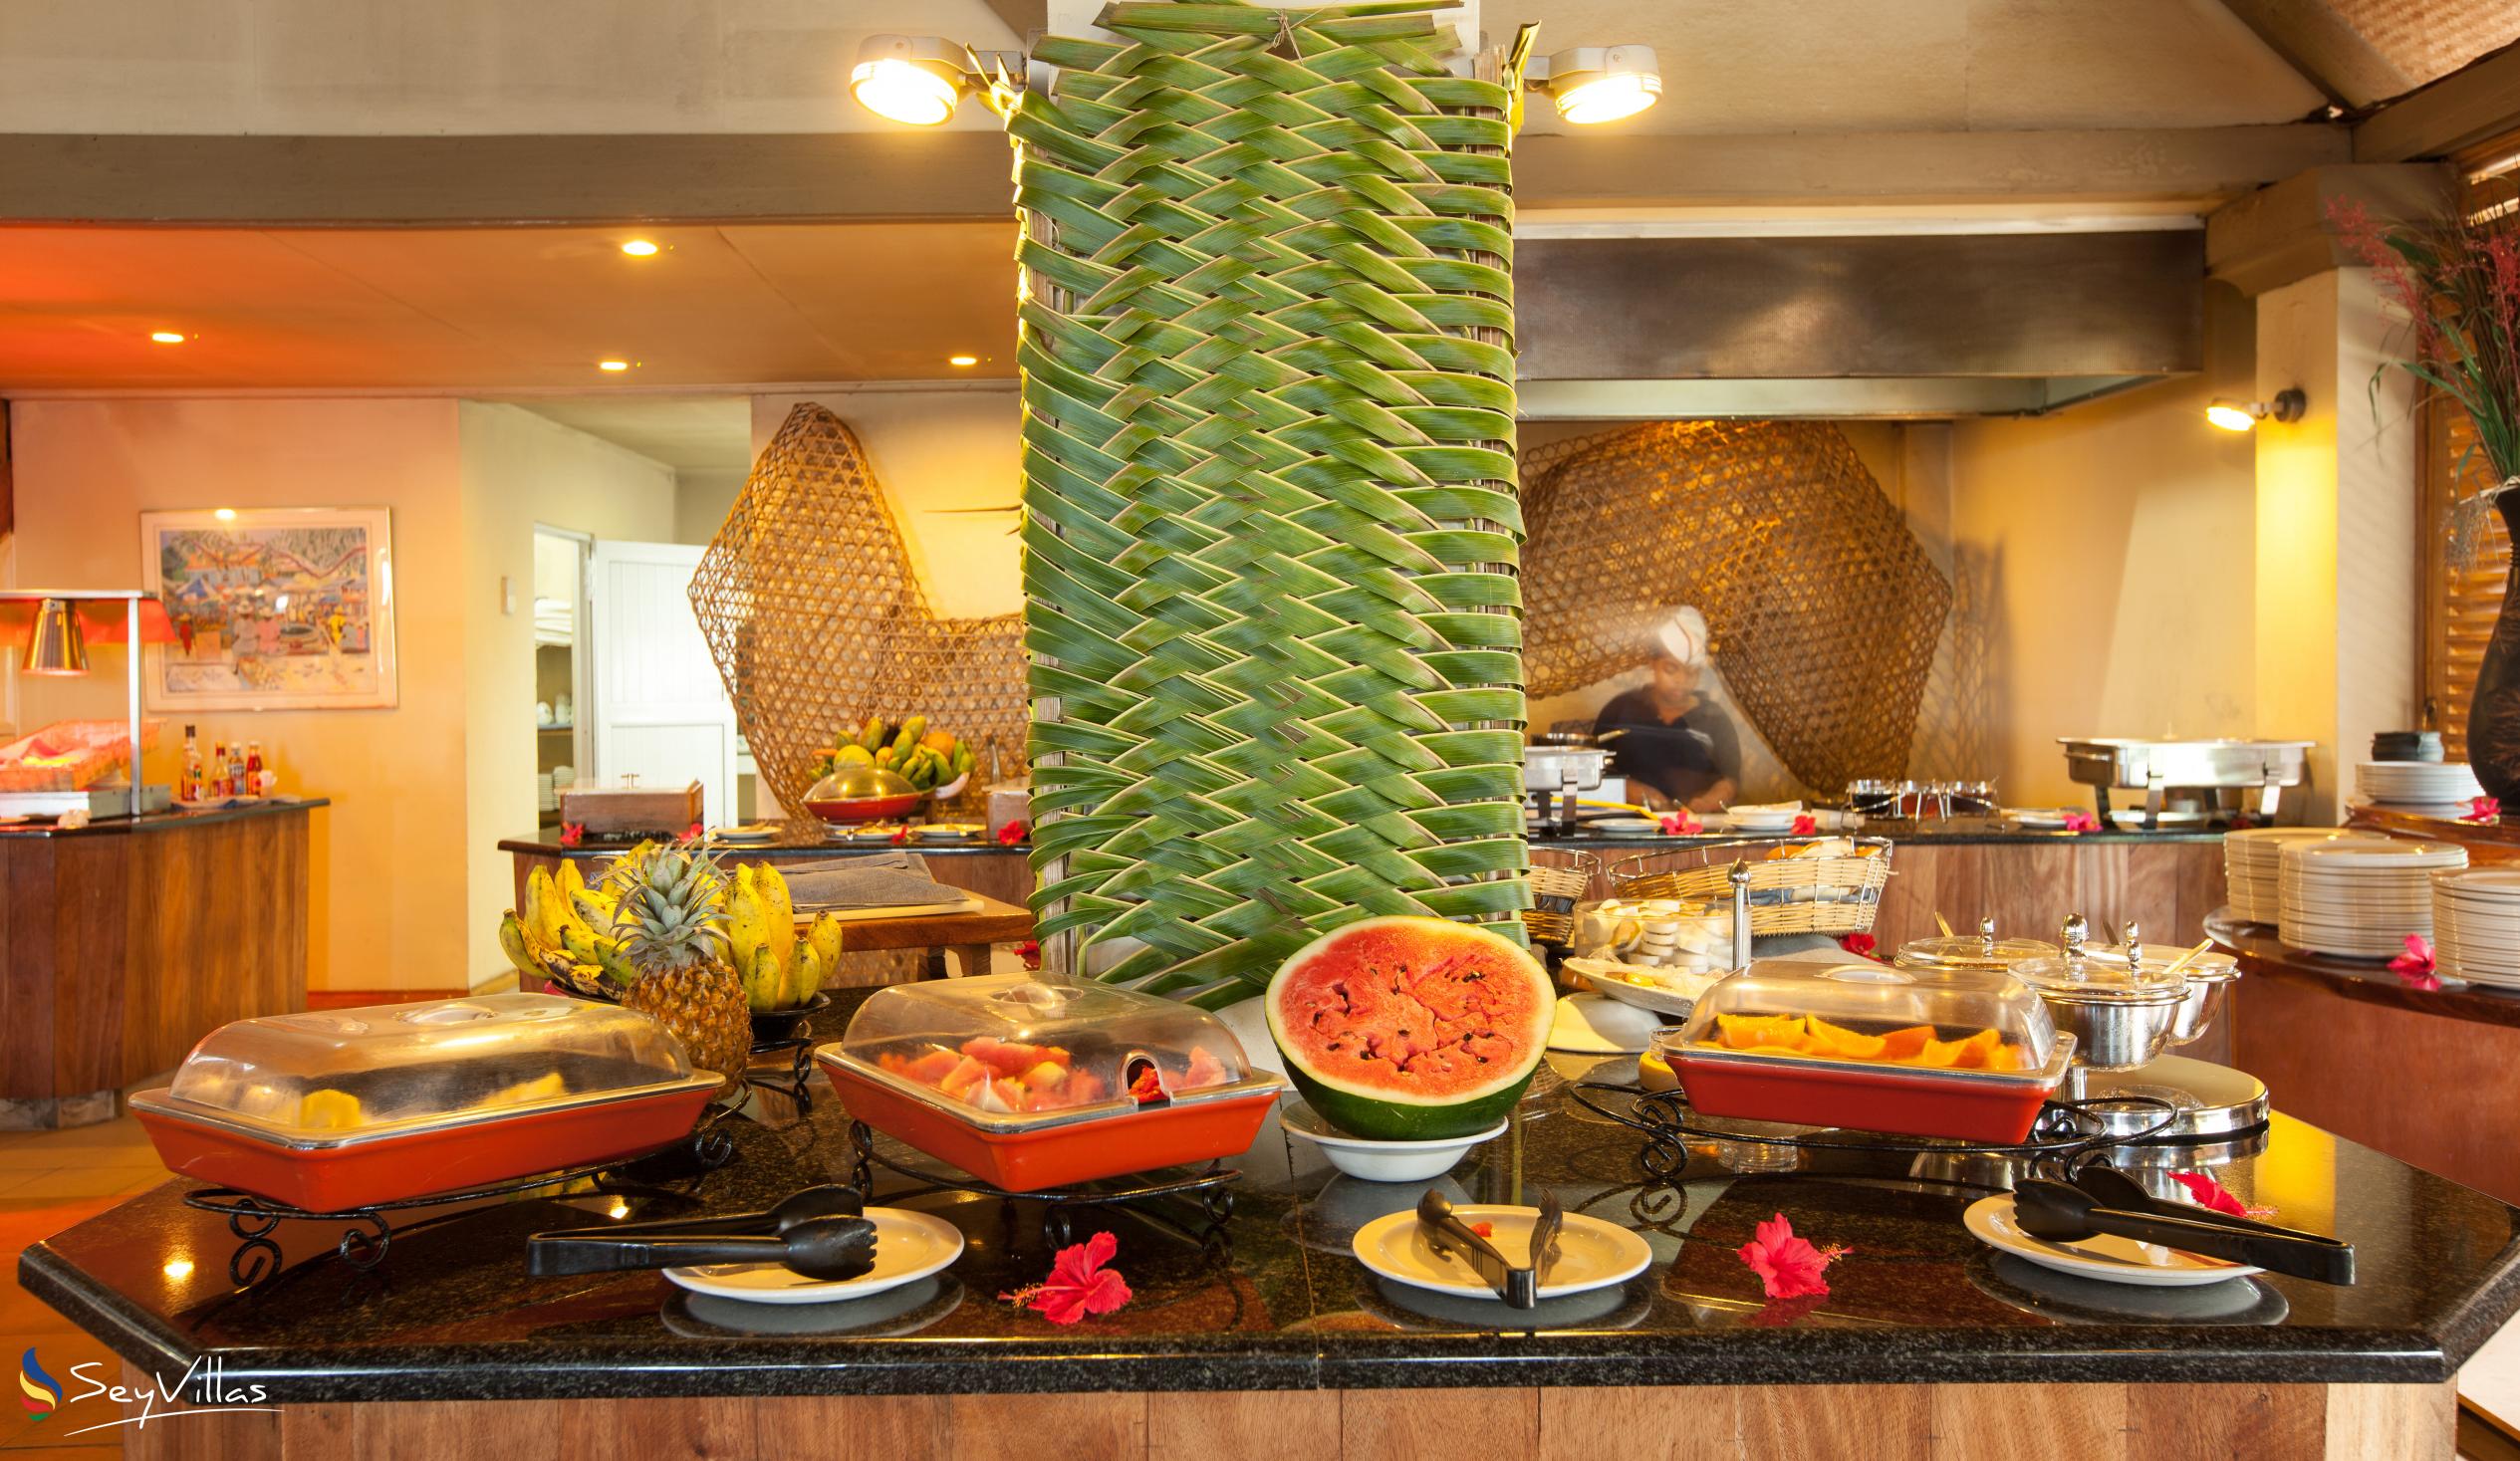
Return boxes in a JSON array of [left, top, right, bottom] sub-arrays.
[[1531, 45, 1661, 124], [149, 331, 186, 345], [2206, 388, 2306, 432], [851, 35, 974, 125], [598, 360, 631, 372], [620, 240, 659, 257], [213, 508, 237, 521], [948, 354, 979, 367]]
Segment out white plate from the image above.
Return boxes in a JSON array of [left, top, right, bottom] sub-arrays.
[[1548, 992, 1662, 1054], [710, 824, 781, 844], [665, 1206, 964, 1305], [1281, 1100, 1505, 1183], [2438, 869, 2520, 896], [1962, 1196, 2259, 1288], [2003, 808, 2083, 828], [1562, 958, 1718, 1018], [1352, 1205, 1653, 1302], [2107, 810, 2208, 830]]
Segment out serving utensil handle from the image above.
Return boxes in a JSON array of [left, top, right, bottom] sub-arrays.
[[2082, 1207, 2354, 1284], [528, 1233, 785, 1275]]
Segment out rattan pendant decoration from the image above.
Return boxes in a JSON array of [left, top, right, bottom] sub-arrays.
[[689, 403, 1026, 817], [1520, 420, 1950, 793], [1007, 1, 1534, 1004]]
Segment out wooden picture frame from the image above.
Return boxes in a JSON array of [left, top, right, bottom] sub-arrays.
[[139, 506, 399, 711]]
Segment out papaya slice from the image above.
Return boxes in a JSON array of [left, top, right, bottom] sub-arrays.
[[1902, 1037, 1966, 1068], [1949, 1029, 2003, 1069], [1876, 1025, 1935, 1060], [1804, 1016, 1888, 1060], [1982, 1042, 2026, 1073], [1716, 1013, 1806, 1050]]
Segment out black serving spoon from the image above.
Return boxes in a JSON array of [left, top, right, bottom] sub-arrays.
[[2012, 1180, 2353, 1286], [553, 1185, 866, 1241], [2072, 1166, 2355, 1282], [528, 1213, 879, 1281]]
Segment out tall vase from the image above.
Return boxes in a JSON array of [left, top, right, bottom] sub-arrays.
[[2471, 489, 2520, 804]]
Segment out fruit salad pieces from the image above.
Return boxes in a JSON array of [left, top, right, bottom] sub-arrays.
[[1703, 1013, 2029, 1072], [877, 1036, 1234, 1115]]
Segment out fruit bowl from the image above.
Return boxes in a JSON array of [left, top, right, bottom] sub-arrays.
[[1280, 1099, 1504, 1183], [803, 766, 921, 824], [749, 991, 832, 1045]]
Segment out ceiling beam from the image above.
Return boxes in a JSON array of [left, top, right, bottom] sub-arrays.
[[0, 123, 2349, 228], [2211, 0, 2412, 110], [2204, 162, 2456, 296], [2356, 42, 2520, 163]]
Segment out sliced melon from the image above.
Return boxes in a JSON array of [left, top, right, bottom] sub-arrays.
[[1265, 915, 1555, 1141]]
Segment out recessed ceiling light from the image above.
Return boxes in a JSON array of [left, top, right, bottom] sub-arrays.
[[598, 360, 631, 372], [149, 331, 186, 344], [620, 240, 659, 257], [948, 355, 979, 367], [213, 508, 238, 521]]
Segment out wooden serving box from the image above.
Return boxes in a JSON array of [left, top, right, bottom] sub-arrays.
[[556, 780, 704, 837]]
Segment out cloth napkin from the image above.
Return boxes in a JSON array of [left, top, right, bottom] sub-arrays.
[[763, 851, 964, 911]]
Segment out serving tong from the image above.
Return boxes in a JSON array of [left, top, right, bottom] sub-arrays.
[[1415, 1189, 1563, 1309], [528, 1184, 880, 1281], [2014, 1176, 2355, 1286]]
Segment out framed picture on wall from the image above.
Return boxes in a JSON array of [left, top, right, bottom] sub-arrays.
[[138, 507, 399, 711]]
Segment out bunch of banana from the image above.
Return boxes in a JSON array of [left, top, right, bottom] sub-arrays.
[[498, 859, 625, 996], [726, 863, 842, 1012], [830, 714, 977, 792]]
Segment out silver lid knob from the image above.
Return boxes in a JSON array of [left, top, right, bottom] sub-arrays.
[[2060, 913, 2089, 953]]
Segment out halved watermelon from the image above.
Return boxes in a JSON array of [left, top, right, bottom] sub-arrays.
[[1265, 916, 1555, 1140]]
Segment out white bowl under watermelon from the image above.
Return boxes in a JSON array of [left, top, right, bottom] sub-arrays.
[[1279, 1098, 1506, 1182]]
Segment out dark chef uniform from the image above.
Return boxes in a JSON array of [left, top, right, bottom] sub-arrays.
[[1593, 690, 1742, 806]]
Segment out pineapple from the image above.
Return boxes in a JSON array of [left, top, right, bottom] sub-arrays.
[[597, 842, 752, 1092]]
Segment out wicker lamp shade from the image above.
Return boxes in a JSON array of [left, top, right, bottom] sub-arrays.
[[1009, 1, 1534, 1005], [1521, 421, 1950, 793], [688, 404, 1026, 818]]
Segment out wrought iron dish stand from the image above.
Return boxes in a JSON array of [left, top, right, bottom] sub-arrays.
[[847, 1120, 1236, 1250]]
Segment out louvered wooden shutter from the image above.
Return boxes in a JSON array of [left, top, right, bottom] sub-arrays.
[[2424, 390, 2514, 758]]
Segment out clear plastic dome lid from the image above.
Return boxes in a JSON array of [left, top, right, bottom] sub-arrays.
[[156, 994, 698, 1135], [1676, 957, 2059, 1072], [1892, 932, 2061, 973], [2096, 941, 2240, 985], [831, 973, 1256, 1125]]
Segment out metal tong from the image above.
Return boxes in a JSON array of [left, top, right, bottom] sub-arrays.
[[528, 1184, 877, 1280], [1417, 1190, 1559, 1309]]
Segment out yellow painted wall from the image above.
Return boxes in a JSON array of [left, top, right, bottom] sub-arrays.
[[456, 402, 677, 987], [8, 397, 469, 992]]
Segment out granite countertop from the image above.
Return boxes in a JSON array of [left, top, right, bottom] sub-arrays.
[[24, 1006, 2520, 1401], [0, 796, 329, 839], [500, 815, 2223, 860]]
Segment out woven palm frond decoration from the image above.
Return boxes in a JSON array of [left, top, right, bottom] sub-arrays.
[[1520, 421, 1951, 793], [1007, 0, 1533, 1005], [689, 403, 1026, 817]]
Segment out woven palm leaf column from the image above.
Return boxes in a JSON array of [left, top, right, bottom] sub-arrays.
[[1002, 0, 1533, 1005]]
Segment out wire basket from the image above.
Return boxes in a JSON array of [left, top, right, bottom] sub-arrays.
[[1608, 837, 1892, 937], [1521, 849, 1600, 947]]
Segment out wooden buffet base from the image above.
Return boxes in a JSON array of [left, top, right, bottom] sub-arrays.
[[121, 1372, 2450, 1460], [0, 803, 314, 1127]]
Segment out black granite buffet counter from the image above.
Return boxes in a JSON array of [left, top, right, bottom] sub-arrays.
[[21, 977, 2520, 1461]]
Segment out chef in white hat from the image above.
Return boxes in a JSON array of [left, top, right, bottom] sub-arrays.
[[1592, 607, 1741, 812]]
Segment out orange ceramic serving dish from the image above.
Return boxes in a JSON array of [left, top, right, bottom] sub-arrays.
[[129, 1077, 719, 1213], [817, 1049, 1279, 1192], [1670, 1035, 2076, 1145]]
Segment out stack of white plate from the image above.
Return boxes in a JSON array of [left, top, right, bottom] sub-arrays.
[[2277, 839, 2468, 957], [2224, 829, 2381, 924], [2355, 760, 2484, 810], [2434, 868, 2520, 985]]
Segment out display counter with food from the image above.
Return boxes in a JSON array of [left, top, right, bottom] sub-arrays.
[[20, 976, 2511, 1458], [0, 795, 325, 1126]]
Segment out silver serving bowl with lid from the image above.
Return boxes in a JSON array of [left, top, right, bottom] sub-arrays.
[[2098, 934, 2241, 1049], [2013, 915, 2189, 1078]]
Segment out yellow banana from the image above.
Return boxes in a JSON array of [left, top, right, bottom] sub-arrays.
[[794, 943, 825, 1003], [524, 867, 567, 950], [747, 946, 783, 1013], [805, 912, 844, 989], [754, 863, 797, 973], [561, 925, 634, 985], [726, 864, 769, 976], [498, 911, 545, 978], [555, 861, 596, 936]]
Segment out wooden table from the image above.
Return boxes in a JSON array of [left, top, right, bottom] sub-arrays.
[[818, 892, 1032, 980]]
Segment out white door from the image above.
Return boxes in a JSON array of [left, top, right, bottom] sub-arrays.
[[586, 540, 737, 827]]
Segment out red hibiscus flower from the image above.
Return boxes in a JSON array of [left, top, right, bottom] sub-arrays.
[[2390, 933, 2440, 991], [1001, 1231, 1132, 1326], [559, 822, 586, 848], [997, 819, 1029, 846], [1737, 1212, 1848, 1300], [2464, 796, 2501, 826], [1659, 810, 1702, 836], [2060, 811, 2100, 834], [2168, 1171, 2249, 1217], [888, 826, 910, 847], [1790, 814, 1818, 836], [1014, 938, 1042, 972], [1838, 932, 1880, 960], [679, 820, 704, 845]]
